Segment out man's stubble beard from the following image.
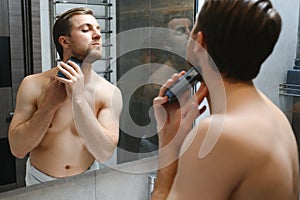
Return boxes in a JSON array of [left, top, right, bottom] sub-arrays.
[[84, 46, 102, 64]]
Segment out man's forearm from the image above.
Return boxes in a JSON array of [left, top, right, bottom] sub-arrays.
[[72, 97, 117, 162], [9, 106, 56, 158], [151, 145, 179, 200], [152, 159, 178, 200]]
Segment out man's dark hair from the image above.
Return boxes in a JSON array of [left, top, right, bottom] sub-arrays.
[[194, 0, 282, 81], [53, 7, 94, 60]]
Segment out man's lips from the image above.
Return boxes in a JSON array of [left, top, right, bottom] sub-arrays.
[[92, 42, 101, 46]]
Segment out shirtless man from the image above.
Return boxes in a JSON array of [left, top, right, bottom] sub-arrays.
[[152, 0, 299, 199], [8, 7, 122, 186]]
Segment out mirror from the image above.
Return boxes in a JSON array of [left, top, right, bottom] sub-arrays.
[[0, 0, 193, 193]]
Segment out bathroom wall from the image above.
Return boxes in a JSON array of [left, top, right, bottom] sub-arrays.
[[40, 1, 52, 72], [298, 3, 300, 59], [0, 0, 27, 192], [254, 0, 300, 107]]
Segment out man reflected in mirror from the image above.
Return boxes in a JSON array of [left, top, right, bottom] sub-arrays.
[[8, 7, 122, 186]]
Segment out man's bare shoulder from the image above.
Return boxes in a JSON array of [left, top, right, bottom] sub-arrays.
[[17, 70, 52, 96], [92, 73, 121, 93], [182, 114, 256, 162], [191, 113, 294, 161], [92, 73, 122, 109], [173, 116, 251, 199], [176, 112, 299, 199]]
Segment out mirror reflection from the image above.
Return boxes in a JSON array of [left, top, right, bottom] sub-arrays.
[[117, 1, 194, 163], [0, 0, 194, 192]]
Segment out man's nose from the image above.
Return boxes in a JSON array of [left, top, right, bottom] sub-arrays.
[[93, 29, 101, 39]]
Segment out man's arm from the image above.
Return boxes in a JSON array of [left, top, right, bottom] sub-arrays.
[[57, 61, 123, 162], [151, 99, 199, 200], [151, 73, 208, 199], [72, 83, 122, 162], [151, 149, 179, 200], [8, 76, 67, 158]]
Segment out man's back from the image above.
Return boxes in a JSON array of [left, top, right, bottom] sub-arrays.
[[168, 83, 299, 200]]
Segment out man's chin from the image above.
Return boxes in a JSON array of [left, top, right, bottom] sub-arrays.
[[85, 55, 102, 64], [85, 49, 102, 63]]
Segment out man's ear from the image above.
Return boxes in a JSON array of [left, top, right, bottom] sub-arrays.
[[195, 31, 207, 51], [58, 36, 70, 48]]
